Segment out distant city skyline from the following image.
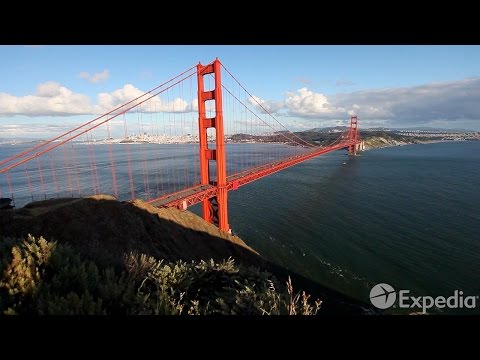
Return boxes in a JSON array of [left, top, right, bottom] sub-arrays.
[[1, 45, 480, 139]]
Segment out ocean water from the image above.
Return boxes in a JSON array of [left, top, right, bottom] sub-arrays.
[[2, 141, 479, 314], [211, 141, 480, 314]]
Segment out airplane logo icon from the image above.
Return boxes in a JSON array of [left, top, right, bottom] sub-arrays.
[[370, 283, 396, 309]]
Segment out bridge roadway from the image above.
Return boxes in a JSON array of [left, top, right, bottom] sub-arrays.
[[147, 141, 358, 210]]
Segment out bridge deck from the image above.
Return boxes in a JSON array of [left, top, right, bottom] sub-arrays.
[[147, 141, 359, 209]]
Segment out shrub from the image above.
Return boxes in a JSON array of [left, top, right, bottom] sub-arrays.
[[0, 235, 321, 315]]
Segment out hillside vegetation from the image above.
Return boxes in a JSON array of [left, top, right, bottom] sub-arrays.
[[0, 196, 321, 315], [0, 235, 320, 315], [360, 132, 419, 149]]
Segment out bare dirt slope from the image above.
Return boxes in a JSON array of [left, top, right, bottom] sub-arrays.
[[0, 195, 263, 268]]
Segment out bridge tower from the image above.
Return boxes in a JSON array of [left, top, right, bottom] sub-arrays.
[[196, 58, 230, 233], [348, 115, 359, 155]]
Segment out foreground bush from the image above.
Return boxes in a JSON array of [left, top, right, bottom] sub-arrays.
[[0, 235, 321, 315]]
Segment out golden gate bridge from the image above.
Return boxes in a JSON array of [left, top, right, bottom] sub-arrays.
[[0, 58, 362, 233]]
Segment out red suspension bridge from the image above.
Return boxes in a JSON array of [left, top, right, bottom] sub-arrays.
[[0, 58, 362, 233]]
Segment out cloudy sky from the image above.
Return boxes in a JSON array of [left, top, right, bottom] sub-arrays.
[[1, 45, 480, 138]]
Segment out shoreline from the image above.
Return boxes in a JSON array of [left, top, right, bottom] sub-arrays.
[[362, 138, 477, 152]]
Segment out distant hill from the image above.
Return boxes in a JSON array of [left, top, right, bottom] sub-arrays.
[[302, 126, 477, 133], [391, 127, 476, 133], [307, 126, 348, 133]]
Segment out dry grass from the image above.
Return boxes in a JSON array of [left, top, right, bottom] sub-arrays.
[[0, 235, 321, 315]]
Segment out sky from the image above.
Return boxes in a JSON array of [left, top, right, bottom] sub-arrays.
[[1, 45, 480, 138]]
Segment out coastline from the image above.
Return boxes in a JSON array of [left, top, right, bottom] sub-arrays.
[[362, 138, 476, 151]]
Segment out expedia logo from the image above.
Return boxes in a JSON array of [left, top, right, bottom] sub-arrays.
[[369, 283, 479, 313]]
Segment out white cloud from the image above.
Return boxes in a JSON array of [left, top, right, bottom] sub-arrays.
[[2, 77, 480, 131], [94, 84, 192, 114], [191, 99, 199, 112], [247, 78, 480, 128], [0, 82, 197, 117], [78, 69, 110, 83], [37, 81, 63, 97], [247, 88, 346, 118], [332, 77, 480, 125], [0, 82, 91, 116], [283, 87, 347, 118], [94, 84, 145, 113], [248, 95, 284, 114]]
